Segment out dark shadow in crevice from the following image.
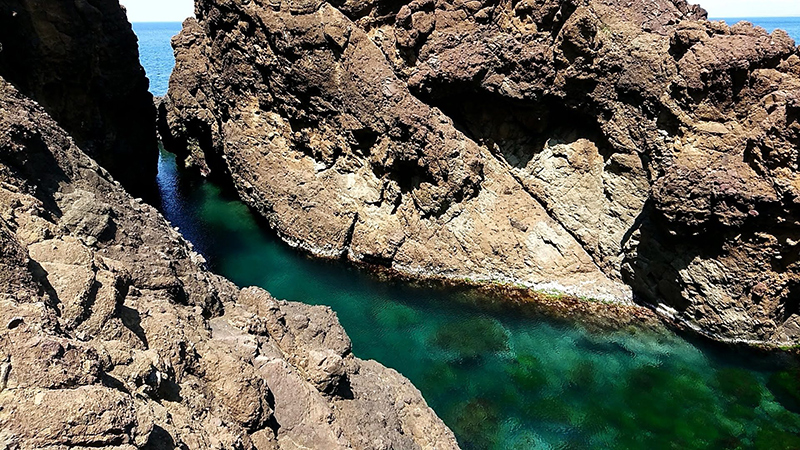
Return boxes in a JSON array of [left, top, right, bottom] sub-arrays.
[[142, 425, 184, 450], [332, 376, 355, 400], [27, 259, 61, 314], [0, 130, 69, 219], [157, 378, 184, 403], [101, 373, 130, 395], [118, 305, 149, 349], [424, 90, 617, 171]]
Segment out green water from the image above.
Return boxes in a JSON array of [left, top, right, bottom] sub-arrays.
[[157, 149, 800, 449]]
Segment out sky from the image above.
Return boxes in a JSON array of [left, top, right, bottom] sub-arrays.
[[117, 0, 800, 22], [120, 0, 193, 22], [699, 0, 800, 17]]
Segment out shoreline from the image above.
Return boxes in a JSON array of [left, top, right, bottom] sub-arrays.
[[163, 149, 800, 356], [262, 221, 800, 355]]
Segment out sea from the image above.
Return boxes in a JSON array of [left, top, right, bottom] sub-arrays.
[[714, 17, 800, 41], [134, 18, 800, 450], [132, 22, 183, 96]]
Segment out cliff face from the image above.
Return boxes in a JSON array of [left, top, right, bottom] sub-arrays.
[[0, 77, 457, 449], [0, 0, 158, 199], [161, 0, 800, 346]]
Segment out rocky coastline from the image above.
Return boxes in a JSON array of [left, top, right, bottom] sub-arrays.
[[2, 0, 800, 446], [0, 73, 457, 450]]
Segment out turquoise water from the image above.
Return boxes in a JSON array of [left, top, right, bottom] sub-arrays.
[[132, 22, 183, 96], [142, 17, 800, 449], [158, 149, 800, 449]]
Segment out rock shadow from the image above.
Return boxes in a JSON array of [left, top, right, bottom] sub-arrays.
[[118, 305, 149, 349], [142, 425, 184, 450]]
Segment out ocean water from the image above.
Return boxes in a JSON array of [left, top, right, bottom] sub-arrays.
[[132, 22, 183, 96], [715, 17, 800, 42], [138, 18, 800, 450]]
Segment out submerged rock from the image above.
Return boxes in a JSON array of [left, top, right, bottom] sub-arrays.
[[768, 367, 800, 414], [432, 317, 509, 359], [0, 0, 158, 200], [161, 0, 800, 346], [0, 77, 457, 448]]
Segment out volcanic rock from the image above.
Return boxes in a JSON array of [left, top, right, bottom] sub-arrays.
[[161, 0, 800, 346]]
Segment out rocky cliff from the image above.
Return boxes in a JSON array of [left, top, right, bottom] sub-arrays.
[[160, 0, 800, 346], [0, 0, 158, 199], [0, 77, 457, 449]]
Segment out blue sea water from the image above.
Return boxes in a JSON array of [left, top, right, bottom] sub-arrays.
[[132, 22, 183, 96], [137, 17, 800, 450], [715, 17, 800, 42]]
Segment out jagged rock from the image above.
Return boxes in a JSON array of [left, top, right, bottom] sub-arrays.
[[0, 218, 40, 301], [0, 0, 158, 199], [162, 0, 800, 346], [0, 76, 458, 448]]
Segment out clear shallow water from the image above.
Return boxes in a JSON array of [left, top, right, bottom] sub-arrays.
[[132, 22, 183, 96], [157, 149, 800, 449]]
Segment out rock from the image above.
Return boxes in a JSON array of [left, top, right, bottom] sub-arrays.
[[0, 385, 145, 448], [6, 336, 102, 390], [0, 77, 457, 449], [59, 191, 116, 240], [160, 2, 629, 307], [195, 340, 273, 431], [235, 288, 350, 394], [0, 0, 158, 200], [0, 218, 40, 302], [162, 0, 800, 346]]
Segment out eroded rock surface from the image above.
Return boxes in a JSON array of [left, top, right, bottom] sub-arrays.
[[160, 0, 800, 346], [0, 78, 457, 449], [0, 0, 158, 199]]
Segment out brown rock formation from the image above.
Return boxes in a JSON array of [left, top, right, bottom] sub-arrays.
[[0, 0, 158, 200], [161, 0, 800, 346], [0, 77, 457, 449]]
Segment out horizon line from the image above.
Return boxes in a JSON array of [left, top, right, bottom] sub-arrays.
[[710, 16, 800, 19], [130, 16, 800, 23], [131, 20, 189, 23]]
